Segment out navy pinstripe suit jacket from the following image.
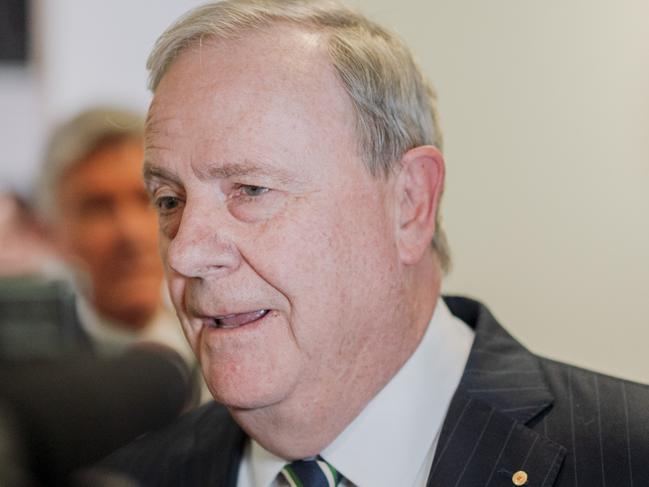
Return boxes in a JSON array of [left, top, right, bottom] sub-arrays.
[[100, 296, 649, 486]]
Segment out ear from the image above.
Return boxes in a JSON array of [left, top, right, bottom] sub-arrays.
[[394, 145, 445, 265]]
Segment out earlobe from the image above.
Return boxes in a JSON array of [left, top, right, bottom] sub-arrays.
[[395, 145, 445, 265]]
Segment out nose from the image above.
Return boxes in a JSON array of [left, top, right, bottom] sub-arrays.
[[114, 202, 154, 242], [164, 201, 241, 279]]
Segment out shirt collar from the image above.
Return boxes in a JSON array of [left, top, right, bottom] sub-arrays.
[[321, 298, 473, 487], [76, 295, 194, 362], [76, 295, 139, 354], [243, 298, 474, 487]]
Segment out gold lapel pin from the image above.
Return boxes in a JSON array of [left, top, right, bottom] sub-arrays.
[[512, 470, 528, 486]]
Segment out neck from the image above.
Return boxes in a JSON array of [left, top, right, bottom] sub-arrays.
[[233, 255, 442, 460], [96, 303, 158, 331]]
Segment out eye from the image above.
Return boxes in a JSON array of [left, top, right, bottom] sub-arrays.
[[227, 183, 283, 222], [240, 185, 270, 197], [79, 195, 114, 218], [155, 196, 182, 213]]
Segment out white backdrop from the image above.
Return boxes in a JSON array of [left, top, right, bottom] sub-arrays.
[[2, 0, 647, 382], [359, 0, 649, 383]]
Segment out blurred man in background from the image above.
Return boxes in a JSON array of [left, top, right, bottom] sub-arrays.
[[35, 107, 191, 360], [0, 107, 207, 486]]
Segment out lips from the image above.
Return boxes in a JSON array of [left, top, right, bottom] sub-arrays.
[[208, 309, 269, 329]]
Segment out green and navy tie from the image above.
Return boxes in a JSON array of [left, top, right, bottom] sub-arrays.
[[280, 456, 342, 487]]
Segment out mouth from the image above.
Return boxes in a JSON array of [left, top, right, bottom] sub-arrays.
[[205, 309, 270, 329]]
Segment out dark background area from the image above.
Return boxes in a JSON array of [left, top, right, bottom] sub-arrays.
[[0, 0, 28, 62]]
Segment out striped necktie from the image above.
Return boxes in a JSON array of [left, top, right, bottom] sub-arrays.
[[280, 456, 342, 487]]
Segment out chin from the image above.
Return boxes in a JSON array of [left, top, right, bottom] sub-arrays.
[[201, 357, 297, 411], [122, 295, 161, 314], [115, 275, 162, 296], [102, 297, 160, 330]]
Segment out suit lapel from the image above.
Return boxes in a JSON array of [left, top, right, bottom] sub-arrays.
[[427, 298, 567, 486], [189, 406, 246, 487]]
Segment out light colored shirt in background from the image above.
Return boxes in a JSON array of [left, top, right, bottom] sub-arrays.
[[76, 295, 193, 362]]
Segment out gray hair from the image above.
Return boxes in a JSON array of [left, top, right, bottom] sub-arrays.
[[36, 106, 144, 222], [147, 0, 451, 271]]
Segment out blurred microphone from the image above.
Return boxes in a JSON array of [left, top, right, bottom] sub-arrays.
[[0, 345, 195, 485]]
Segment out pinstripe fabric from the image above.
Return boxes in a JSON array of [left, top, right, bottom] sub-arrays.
[[98, 296, 649, 487], [99, 402, 246, 486], [431, 297, 649, 487]]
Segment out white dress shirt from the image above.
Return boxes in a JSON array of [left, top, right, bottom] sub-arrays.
[[236, 298, 475, 487]]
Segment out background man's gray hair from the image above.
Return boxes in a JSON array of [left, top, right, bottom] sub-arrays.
[[36, 106, 144, 222], [147, 0, 451, 271]]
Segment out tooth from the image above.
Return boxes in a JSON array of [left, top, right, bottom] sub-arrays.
[[211, 309, 269, 329]]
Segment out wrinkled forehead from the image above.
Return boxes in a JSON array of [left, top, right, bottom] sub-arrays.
[[147, 25, 344, 121], [144, 24, 359, 159], [142, 24, 367, 188]]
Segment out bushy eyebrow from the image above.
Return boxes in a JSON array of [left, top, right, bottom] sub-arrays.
[[143, 162, 180, 186], [142, 163, 183, 200], [194, 161, 298, 185], [143, 159, 301, 189]]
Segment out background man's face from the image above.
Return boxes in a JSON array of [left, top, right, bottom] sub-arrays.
[[56, 139, 164, 329], [146, 27, 409, 420]]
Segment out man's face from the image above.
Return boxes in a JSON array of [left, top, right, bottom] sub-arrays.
[[146, 27, 410, 421], [56, 139, 164, 329]]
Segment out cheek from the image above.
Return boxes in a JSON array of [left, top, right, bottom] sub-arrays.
[[70, 234, 111, 269], [139, 209, 162, 245], [166, 273, 199, 345], [64, 218, 114, 259], [163, 267, 184, 315], [247, 204, 341, 285], [158, 232, 170, 264], [159, 238, 190, 322], [247, 184, 394, 289], [243, 196, 389, 333]]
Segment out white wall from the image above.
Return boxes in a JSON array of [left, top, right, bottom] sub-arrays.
[[0, 0, 206, 195], [2, 1, 647, 382], [36, 0, 207, 124], [356, 0, 649, 383], [0, 66, 43, 195]]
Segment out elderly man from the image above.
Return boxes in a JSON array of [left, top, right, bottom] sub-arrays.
[[101, 1, 649, 486], [38, 107, 191, 359]]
